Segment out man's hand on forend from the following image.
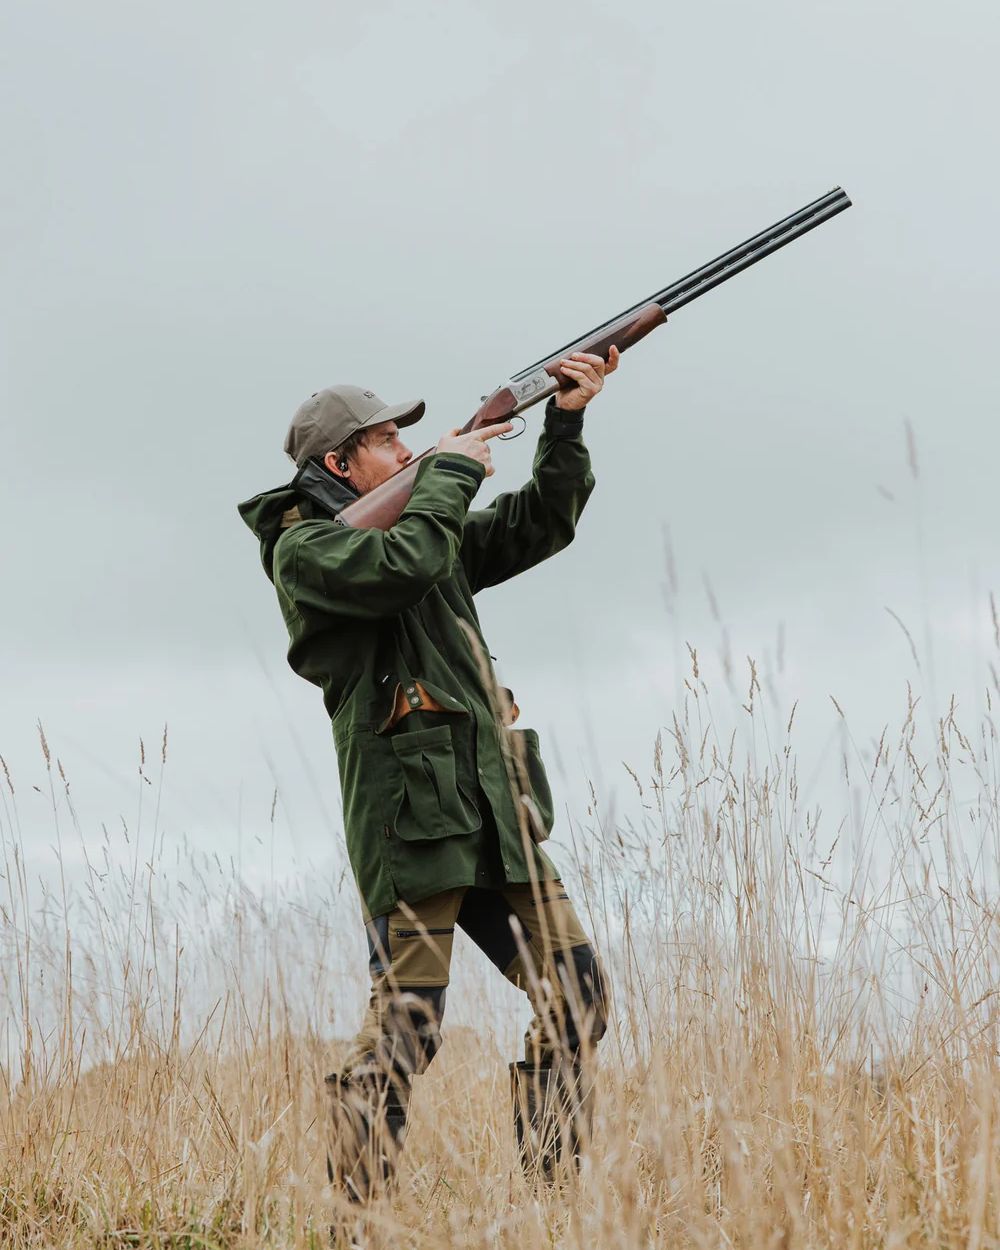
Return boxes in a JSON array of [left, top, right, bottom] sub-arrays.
[[553, 344, 620, 411]]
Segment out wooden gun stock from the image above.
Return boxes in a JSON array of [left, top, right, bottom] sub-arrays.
[[338, 187, 851, 532], [335, 454, 432, 531]]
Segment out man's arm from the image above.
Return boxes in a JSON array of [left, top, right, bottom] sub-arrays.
[[458, 404, 594, 594], [458, 350, 616, 594], [277, 453, 486, 620]]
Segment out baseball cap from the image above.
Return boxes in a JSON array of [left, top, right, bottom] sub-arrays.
[[284, 385, 425, 466]]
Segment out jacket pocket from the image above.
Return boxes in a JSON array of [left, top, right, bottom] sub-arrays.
[[504, 727, 555, 842], [389, 725, 481, 841]]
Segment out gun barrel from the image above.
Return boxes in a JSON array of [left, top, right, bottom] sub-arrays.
[[511, 187, 851, 381], [658, 191, 851, 315], [660, 194, 851, 315], [651, 187, 849, 311]]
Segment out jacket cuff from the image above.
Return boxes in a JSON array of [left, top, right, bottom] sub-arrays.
[[544, 397, 586, 439], [430, 453, 487, 484]]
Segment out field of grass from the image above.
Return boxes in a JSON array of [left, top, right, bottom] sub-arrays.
[[1, 656, 998, 1248]]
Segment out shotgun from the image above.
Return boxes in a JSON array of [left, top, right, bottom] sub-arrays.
[[338, 186, 852, 531]]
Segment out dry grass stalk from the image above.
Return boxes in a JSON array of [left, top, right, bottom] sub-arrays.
[[1, 652, 997, 1248]]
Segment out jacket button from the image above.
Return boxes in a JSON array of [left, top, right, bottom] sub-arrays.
[[405, 686, 415, 694], [409, 697, 420, 706]]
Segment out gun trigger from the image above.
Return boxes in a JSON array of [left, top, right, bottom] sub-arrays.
[[498, 416, 526, 441]]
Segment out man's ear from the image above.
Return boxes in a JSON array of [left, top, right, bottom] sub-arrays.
[[324, 450, 350, 478]]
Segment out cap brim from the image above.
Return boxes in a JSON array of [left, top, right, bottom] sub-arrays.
[[359, 398, 425, 431]]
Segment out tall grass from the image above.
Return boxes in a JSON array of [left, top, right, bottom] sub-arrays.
[[1, 645, 998, 1248]]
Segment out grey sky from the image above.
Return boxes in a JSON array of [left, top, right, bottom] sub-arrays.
[[2, 0, 998, 890]]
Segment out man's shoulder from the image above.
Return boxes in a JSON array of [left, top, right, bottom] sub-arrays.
[[271, 514, 343, 578]]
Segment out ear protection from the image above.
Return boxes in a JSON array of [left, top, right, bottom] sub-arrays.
[[338, 458, 349, 473]]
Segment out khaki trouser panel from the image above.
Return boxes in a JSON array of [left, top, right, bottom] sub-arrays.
[[368, 890, 464, 988], [498, 879, 589, 987], [343, 880, 603, 1078]]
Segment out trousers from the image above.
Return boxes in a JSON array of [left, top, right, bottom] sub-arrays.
[[341, 876, 610, 1085]]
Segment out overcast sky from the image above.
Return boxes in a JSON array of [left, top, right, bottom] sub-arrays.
[[2, 0, 998, 900]]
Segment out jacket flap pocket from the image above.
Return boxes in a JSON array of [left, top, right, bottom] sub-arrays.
[[390, 725, 452, 757], [389, 724, 480, 841]]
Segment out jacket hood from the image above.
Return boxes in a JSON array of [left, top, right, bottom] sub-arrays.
[[237, 460, 359, 581]]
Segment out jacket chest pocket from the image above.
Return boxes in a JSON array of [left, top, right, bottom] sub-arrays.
[[389, 725, 481, 841]]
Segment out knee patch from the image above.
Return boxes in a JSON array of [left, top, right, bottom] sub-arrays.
[[379, 985, 446, 1078], [556, 944, 610, 1049]]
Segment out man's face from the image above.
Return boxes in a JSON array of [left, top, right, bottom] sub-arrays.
[[325, 420, 413, 495]]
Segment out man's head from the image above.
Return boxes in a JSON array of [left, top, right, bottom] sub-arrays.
[[284, 385, 423, 495], [322, 418, 415, 494]]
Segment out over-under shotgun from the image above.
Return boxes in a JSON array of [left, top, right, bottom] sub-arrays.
[[338, 187, 852, 531]]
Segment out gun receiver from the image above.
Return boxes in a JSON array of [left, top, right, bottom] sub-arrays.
[[338, 187, 851, 531]]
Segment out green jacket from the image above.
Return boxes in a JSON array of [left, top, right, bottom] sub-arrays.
[[238, 400, 595, 920]]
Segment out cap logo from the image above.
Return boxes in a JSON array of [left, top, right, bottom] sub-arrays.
[[363, 390, 375, 399]]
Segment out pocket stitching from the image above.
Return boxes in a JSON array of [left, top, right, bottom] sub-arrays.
[[390, 725, 452, 755]]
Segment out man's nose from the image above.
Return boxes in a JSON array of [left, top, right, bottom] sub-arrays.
[[399, 444, 412, 463]]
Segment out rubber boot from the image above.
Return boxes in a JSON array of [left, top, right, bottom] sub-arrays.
[[510, 1059, 595, 1182], [324, 1071, 408, 1202]]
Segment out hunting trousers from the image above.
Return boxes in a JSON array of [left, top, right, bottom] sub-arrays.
[[340, 877, 610, 1092]]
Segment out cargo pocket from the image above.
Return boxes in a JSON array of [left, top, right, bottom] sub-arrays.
[[390, 725, 481, 841], [504, 727, 555, 842]]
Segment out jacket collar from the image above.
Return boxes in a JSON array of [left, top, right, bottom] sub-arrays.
[[291, 458, 360, 521]]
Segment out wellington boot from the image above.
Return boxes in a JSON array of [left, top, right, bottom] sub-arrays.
[[510, 1059, 594, 1183], [324, 1070, 408, 1203]]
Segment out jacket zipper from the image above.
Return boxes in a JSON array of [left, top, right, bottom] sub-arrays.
[[393, 927, 454, 938]]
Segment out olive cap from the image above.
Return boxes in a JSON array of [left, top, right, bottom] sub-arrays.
[[284, 385, 425, 466]]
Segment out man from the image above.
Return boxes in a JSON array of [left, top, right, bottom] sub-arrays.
[[238, 346, 619, 1199]]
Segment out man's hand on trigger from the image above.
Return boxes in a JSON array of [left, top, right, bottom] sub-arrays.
[[553, 344, 620, 411], [435, 422, 514, 478]]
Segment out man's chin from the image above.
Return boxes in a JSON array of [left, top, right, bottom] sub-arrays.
[[366, 470, 401, 494]]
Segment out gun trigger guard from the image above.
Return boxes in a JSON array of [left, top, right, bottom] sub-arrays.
[[498, 416, 526, 441]]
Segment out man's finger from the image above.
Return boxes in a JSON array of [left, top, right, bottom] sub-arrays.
[[561, 362, 601, 386], [477, 422, 515, 441], [562, 365, 602, 382], [562, 358, 602, 379], [568, 352, 606, 368]]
